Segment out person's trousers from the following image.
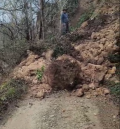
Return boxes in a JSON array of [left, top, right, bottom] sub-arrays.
[[61, 22, 69, 35]]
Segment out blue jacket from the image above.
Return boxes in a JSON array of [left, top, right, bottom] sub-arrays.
[[61, 13, 69, 23]]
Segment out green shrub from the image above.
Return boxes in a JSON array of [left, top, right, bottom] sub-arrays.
[[110, 83, 120, 97], [52, 46, 65, 58], [0, 79, 27, 101], [116, 63, 120, 77], [0, 79, 27, 115], [36, 66, 45, 81], [105, 81, 120, 98], [108, 53, 120, 63]]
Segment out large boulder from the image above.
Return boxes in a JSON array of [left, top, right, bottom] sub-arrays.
[[81, 63, 107, 84], [44, 55, 82, 90]]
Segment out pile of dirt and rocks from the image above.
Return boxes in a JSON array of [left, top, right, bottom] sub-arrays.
[[12, 51, 114, 99], [12, 0, 119, 99], [12, 50, 52, 98]]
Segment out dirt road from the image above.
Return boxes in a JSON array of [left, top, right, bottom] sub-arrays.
[[0, 91, 119, 129]]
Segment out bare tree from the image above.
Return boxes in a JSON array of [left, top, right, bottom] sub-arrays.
[[0, 0, 79, 42]]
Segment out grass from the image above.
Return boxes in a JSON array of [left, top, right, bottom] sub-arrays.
[[0, 79, 27, 115]]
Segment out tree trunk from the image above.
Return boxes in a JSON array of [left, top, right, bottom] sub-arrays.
[[40, 0, 45, 40], [39, 20, 42, 39], [24, 1, 30, 41]]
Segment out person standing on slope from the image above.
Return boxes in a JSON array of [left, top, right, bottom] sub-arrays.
[[61, 9, 69, 35]]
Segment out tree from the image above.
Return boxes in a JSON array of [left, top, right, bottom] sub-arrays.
[[0, 0, 79, 42], [38, 0, 45, 40]]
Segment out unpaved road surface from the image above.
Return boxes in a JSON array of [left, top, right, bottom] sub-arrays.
[[0, 91, 119, 129]]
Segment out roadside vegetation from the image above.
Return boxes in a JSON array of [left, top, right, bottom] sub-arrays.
[[0, 79, 27, 116]]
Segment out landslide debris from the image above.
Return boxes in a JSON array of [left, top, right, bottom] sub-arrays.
[[44, 55, 82, 90], [11, 0, 119, 99]]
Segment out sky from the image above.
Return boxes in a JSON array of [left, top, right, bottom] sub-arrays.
[[0, 0, 59, 22]]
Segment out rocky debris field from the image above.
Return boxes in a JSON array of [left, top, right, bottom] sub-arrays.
[[12, 16, 119, 99]]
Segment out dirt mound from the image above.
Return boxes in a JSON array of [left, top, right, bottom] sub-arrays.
[[64, 1, 119, 98], [12, 53, 81, 97], [74, 19, 119, 83], [12, 50, 53, 98], [13, 51, 47, 81]]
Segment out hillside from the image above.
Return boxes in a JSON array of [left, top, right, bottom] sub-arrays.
[[10, 0, 120, 99], [0, 0, 120, 129]]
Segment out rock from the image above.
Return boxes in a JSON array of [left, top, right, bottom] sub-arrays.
[[93, 92, 99, 97], [32, 79, 38, 84], [82, 84, 89, 92], [45, 50, 53, 61], [103, 88, 110, 95], [99, 44, 104, 51], [115, 80, 120, 83], [45, 56, 81, 90], [101, 51, 108, 58], [95, 56, 99, 61], [92, 49, 98, 57], [105, 74, 112, 80], [110, 76, 120, 83], [94, 113, 98, 116], [95, 82, 99, 88], [89, 83, 96, 90], [13, 53, 47, 82], [100, 38, 106, 44], [113, 45, 119, 51], [108, 67, 116, 74], [98, 72, 106, 82], [97, 57, 104, 65], [86, 94, 91, 99], [76, 84, 83, 89], [105, 44, 113, 52], [76, 89, 84, 97], [96, 87, 110, 96], [91, 32, 96, 39], [96, 88, 104, 96], [81, 21, 88, 28], [81, 63, 107, 84], [113, 115, 117, 119], [35, 91, 45, 98]]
